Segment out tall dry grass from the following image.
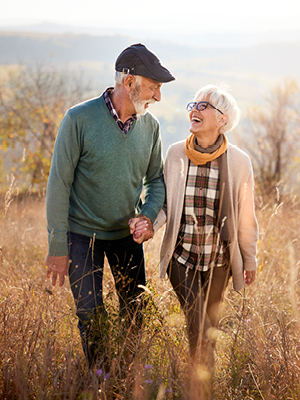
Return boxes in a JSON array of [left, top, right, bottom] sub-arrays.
[[1, 189, 300, 399]]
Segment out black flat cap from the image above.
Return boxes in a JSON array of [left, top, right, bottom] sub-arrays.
[[115, 43, 175, 83]]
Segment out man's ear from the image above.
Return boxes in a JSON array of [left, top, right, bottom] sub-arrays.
[[124, 74, 135, 91]]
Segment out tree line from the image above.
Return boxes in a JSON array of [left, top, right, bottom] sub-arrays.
[[0, 65, 90, 191]]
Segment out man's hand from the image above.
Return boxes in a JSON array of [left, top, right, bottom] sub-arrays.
[[245, 270, 256, 286], [129, 215, 154, 244], [46, 255, 70, 287]]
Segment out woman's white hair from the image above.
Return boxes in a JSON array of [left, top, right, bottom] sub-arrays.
[[194, 84, 241, 134]]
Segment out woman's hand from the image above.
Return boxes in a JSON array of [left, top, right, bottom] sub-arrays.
[[245, 270, 256, 285], [129, 215, 154, 244]]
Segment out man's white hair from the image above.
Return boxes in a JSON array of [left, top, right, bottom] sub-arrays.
[[114, 71, 143, 86], [194, 84, 241, 134]]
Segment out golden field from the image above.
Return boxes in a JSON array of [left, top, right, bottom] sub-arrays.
[[1, 190, 300, 399]]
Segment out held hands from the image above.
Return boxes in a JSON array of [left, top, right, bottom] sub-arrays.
[[129, 214, 154, 244], [245, 270, 256, 286], [46, 254, 69, 287]]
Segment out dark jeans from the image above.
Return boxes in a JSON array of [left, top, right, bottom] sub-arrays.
[[168, 257, 230, 363], [68, 231, 146, 368]]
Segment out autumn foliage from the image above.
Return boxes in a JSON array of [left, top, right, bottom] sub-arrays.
[[0, 65, 90, 190]]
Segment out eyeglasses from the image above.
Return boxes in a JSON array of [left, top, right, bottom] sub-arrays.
[[186, 101, 224, 115]]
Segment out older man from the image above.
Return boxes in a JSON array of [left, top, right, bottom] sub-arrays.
[[45, 43, 175, 369]]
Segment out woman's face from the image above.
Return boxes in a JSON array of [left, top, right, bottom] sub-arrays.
[[189, 96, 222, 138]]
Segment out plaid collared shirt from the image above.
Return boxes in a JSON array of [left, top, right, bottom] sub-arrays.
[[174, 159, 226, 271], [103, 87, 138, 134]]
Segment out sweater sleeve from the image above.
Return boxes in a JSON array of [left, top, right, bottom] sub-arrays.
[[140, 124, 165, 223], [46, 112, 81, 256]]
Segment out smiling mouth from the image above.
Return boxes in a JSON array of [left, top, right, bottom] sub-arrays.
[[145, 99, 156, 108], [192, 116, 202, 122]]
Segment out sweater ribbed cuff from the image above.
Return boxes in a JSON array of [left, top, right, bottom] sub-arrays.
[[48, 240, 68, 257], [140, 205, 159, 224]]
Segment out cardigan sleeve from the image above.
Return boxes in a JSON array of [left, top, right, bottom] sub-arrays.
[[237, 159, 259, 271], [153, 206, 167, 234]]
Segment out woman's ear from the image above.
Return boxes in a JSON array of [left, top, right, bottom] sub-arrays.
[[217, 114, 229, 127]]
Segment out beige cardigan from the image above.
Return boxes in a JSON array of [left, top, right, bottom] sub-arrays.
[[154, 140, 258, 291]]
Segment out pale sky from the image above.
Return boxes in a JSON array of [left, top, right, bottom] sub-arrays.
[[1, 0, 300, 33]]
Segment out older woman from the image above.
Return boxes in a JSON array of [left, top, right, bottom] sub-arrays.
[[149, 84, 258, 374]]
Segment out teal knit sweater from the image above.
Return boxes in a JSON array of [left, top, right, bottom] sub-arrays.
[[46, 94, 165, 256]]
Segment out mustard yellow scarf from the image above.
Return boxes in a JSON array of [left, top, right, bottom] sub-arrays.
[[185, 133, 228, 165]]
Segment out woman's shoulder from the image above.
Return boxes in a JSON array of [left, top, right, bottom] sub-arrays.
[[227, 142, 253, 176], [227, 142, 251, 162], [166, 139, 186, 155], [164, 140, 188, 173]]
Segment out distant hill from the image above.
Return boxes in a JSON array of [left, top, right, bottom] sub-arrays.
[[2, 21, 300, 48], [1, 30, 300, 150], [1, 31, 300, 78]]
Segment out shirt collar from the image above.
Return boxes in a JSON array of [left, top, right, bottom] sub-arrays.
[[103, 87, 138, 123]]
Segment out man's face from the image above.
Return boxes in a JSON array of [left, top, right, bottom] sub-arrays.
[[129, 76, 163, 115]]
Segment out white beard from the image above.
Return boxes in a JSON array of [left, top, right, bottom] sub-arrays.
[[129, 84, 155, 115], [132, 98, 155, 115]]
